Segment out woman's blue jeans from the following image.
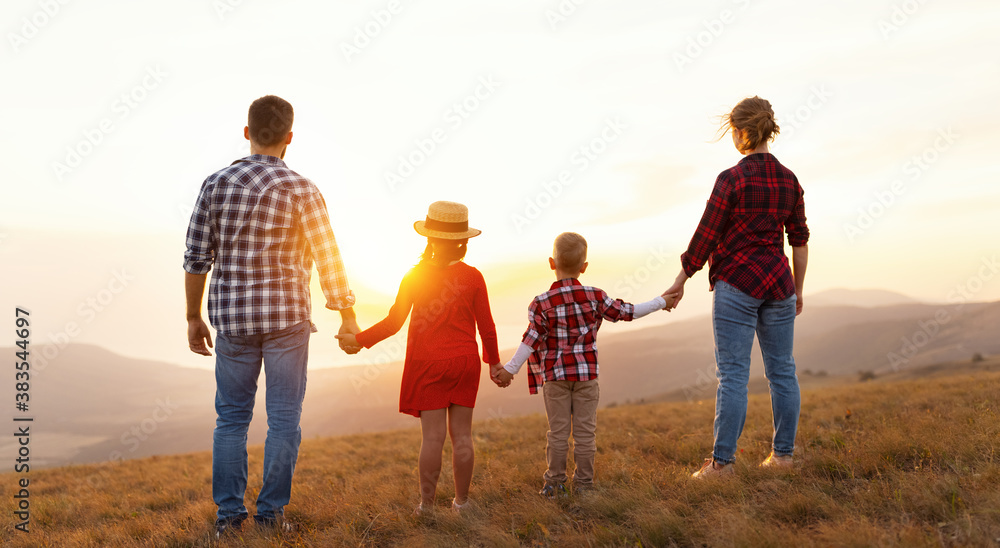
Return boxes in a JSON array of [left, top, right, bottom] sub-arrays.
[[213, 320, 310, 522], [711, 281, 800, 464]]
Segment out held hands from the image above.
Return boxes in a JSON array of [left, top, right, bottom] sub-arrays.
[[336, 319, 363, 355], [490, 363, 513, 388], [661, 270, 688, 310], [661, 291, 681, 311]]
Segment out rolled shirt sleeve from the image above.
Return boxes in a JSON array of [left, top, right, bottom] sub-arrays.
[[785, 183, 810, 247], [183, 179, 216, 275], [519, 299, 549, 351]]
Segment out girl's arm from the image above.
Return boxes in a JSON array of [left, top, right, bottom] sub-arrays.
[[352, 274, 415, 349], [472, 274, 500, 365]]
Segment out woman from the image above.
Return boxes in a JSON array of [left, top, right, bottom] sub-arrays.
[[664, 96, 809, 477]]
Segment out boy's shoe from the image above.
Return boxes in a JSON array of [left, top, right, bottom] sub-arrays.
[[539, 483, 568, 499], [760, 452, 794, 468], [214, 515, 246, 539], [451, 497, 472, 514], [413, 503, 433, 517], [573, 484, 596, 497], [254, 515, 298, 533], [691, 458, 734, 479]]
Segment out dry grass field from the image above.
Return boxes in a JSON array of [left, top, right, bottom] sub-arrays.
[[2, 365, 1000, 547]]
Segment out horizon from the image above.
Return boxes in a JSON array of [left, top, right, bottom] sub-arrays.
[[3, 1, 999, 371]]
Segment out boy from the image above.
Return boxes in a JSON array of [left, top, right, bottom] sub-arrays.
[[492, 232, 676, 496]]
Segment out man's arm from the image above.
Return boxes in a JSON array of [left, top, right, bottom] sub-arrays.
[[185, 272, 213, 356], [298, 188, 359, 352], [792, 245, 808, 316]]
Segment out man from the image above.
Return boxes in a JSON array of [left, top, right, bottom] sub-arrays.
[[184, 95, 360, 537]]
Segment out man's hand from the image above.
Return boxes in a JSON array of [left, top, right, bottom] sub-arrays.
[[338, 313, 362, 354], [335, 329, 362, 355], [795, 292, 804, 316], [187, 318, 213, 356]]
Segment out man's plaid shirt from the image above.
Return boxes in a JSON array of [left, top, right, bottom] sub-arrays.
[[520, 278, 634, 394], [681, 152, 809, 300], [183, 154, 355, 336]]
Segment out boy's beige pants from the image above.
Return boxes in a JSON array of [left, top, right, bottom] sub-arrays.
[[541, 379, 600, 487]]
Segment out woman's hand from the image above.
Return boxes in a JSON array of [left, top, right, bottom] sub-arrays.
[[662, 269, 689, 309]]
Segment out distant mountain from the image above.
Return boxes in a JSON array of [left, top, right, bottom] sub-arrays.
[[808, 288, 921, 308], [4, 298, 997, 467]]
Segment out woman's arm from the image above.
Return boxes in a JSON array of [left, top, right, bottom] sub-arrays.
[[679, 172, 735, 280], [792, 245, 808, 316]]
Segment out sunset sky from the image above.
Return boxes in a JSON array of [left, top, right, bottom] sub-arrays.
[[3, 0, 998, 371]]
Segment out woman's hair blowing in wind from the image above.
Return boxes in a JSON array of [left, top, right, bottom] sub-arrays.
[[717, 96, 780, 152]]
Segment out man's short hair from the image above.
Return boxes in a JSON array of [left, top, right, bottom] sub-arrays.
[[553, 232, 587, 272], [248, 95, 294, 146]]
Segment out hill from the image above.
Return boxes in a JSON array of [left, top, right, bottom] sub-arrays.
[[3, 296, 998, 468], [1, 362, 999, 546], [807, 288, 921, 308]]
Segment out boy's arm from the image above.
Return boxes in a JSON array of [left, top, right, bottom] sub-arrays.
[[631, 295, 672, 319], [502, 343, 533, 374]]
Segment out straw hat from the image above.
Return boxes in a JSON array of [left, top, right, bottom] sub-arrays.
[[413, 201, 482, 240]]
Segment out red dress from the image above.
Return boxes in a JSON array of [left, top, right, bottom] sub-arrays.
[[355, 261, 500, 417]]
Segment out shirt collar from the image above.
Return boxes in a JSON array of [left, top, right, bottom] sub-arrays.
[[549, 277, 582, 291], [231, 154, 288, 168], [739, 152, 774, 165]]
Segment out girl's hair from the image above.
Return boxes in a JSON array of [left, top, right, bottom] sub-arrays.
[[420, 237, 469, 266], [716, 96, 780, 152]]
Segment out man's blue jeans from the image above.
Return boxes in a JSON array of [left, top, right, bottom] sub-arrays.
[[213, 320, 310, 522], [711, 281, 800, 464]]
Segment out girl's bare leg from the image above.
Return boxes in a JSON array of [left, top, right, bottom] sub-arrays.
[[418, 409, 448, 506], [448, 405, 475, 504]]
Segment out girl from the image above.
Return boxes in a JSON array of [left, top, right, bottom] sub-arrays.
[[337, 201, 500, 514]]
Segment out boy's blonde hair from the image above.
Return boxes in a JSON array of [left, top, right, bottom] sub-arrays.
[[553, 232, 587, 272]]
